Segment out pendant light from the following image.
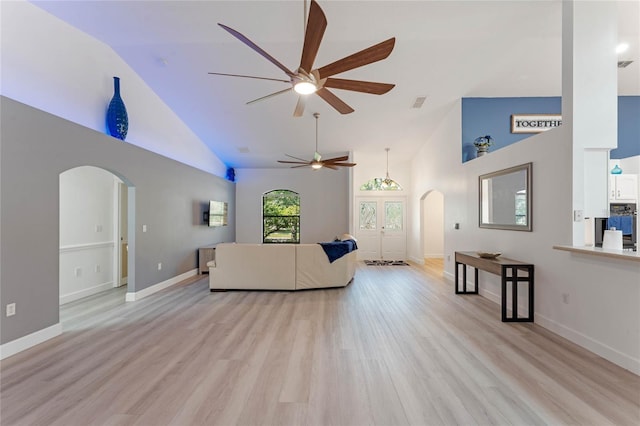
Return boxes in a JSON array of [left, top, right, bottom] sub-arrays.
[[379, 148, 402, 189], [359, 148, 402, 190]]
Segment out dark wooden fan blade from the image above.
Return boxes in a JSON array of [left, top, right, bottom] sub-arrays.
[[293, 96, 306, 117], [278, 160, 310, 165], [316, 38, 396, 79], [291, 164, 311, 168], [322, 164, 339, 170], [316, 88, 354, 114], [218, 23, 295, 77], [300, 0, 327, 73], [208, 72, 290, 83], [246, 87, 292, 105], [329, 162, 357, 167], [322, 155, 349, 163], [286, 154, 310, 162], [324, 78, 395, 95]]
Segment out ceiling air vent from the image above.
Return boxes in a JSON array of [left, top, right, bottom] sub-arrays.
[[618, 60, 633, 68], [412, 96, 427, 109], [237, 147, 250, 153]]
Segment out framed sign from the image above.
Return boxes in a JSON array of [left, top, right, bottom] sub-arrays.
[[511, 114, 562, 134]]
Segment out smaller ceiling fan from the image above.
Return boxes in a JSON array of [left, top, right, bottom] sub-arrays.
[[278, 113, 356, 170]]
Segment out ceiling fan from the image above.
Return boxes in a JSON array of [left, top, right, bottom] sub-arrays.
[[278, 113, 356, 170], [210, 0, 395, 116]]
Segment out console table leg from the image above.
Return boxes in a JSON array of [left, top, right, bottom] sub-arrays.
[[455, 261, 459, 293], [512, 267, 518, 319], [463, 263, 467, 293], [529, 266, 535, 321], [501, 270, 507, 322], [474, 267, 479, 294]]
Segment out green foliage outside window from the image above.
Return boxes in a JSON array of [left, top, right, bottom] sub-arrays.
[[263, 190, 300, 243]]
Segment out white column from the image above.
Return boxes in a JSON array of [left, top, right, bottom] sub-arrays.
[[562, 0, 618, 245]]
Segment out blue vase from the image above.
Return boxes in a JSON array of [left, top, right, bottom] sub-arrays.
[[106, 76, 128, 140], [226, 167, 236, 182], [611, 164, 622, 174]]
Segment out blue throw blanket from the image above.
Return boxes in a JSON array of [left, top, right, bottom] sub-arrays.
[[607, 216, 633, 235], [318, 239, 358, 263]]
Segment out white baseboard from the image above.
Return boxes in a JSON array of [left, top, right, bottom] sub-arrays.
[[408, 256, 424, 265], [535, 313, 640, 375], [443, 270, 454, 282], [423, 254, 444, 258], [60, 281, 114, 305], [0, 323, 62, 360], [444, 270, 640, 375], [125, 268, 197, 302]]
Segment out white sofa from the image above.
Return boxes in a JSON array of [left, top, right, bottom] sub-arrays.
[[208, 243, 357, 291]]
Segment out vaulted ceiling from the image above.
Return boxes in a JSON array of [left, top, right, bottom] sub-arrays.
[[31, 0, 639, 168]]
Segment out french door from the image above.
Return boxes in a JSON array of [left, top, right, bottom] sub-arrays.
[[355, 197, 406, 261]]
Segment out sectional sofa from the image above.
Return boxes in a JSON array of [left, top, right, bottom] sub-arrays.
[[208, 242, 357, 291]]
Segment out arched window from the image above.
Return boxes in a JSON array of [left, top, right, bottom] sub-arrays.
[[263, 190, 300, 243], [359, 177, 403, 191]]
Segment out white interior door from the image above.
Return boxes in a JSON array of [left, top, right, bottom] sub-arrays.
[[356, 197, 406, 261], [356, 199, 380, 260], [381, 199, 406, 260]]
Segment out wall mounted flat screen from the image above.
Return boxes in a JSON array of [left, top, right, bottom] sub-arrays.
[[209, 200, 228, 227]]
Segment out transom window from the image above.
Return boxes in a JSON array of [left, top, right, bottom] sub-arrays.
[[263, 190, 300, 244]]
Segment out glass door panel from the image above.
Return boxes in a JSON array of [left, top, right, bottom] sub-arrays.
[[359, 201, 377, 230], [384, 201, 403, 231]]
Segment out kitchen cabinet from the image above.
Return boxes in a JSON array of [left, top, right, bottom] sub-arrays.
[[609, 174, 638, 202]]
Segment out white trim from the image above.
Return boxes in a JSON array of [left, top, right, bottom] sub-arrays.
[[59, 281, 114, 305], [408, 255, 424, 265], [0, 323, 62, 360], [423, 253, 444, 258], [125, 268, 197, 302], [443, 270, 454, 282], [444, 270, 640, 375], [59, 241, 114, 253], [113, 178, 121, 288], [535, 313, 640, 375]]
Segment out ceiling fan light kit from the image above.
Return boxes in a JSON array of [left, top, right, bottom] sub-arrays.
[[211, 0, 396, 116], [294, 81, 317, 95]]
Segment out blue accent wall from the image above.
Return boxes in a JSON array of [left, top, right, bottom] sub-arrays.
[[462, 96, 639, 162], [612, 96, 640, 159]]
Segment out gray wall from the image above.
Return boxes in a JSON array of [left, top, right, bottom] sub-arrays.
[[0, 97, 235, 344], [235, 168, 350, 244]]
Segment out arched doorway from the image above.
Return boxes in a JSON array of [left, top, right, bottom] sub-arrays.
[[59, 166, 135, 309], [420, 190, 444, 275]]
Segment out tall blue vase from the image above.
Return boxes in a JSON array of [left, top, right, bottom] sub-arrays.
[[106, 76, 128, 140]]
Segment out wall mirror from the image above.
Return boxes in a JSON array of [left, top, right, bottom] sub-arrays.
[[479, 162, 532, 231]]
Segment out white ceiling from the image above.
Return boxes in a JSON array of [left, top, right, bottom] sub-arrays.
[[31, 0, 639, 169]]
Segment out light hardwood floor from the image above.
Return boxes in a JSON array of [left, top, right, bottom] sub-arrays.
[[1, 263, 639, 425]]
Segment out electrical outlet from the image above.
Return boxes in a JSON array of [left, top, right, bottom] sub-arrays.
[[74, 267, 82, 277], [95, 224, 102, 232], [95, 264, 101, 273], [6, 303, 16, 317], [157, 262, 162, 271], [143, 225, 147, 232], [562, 293, 570, 304], [447, 255, 451, 262]]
